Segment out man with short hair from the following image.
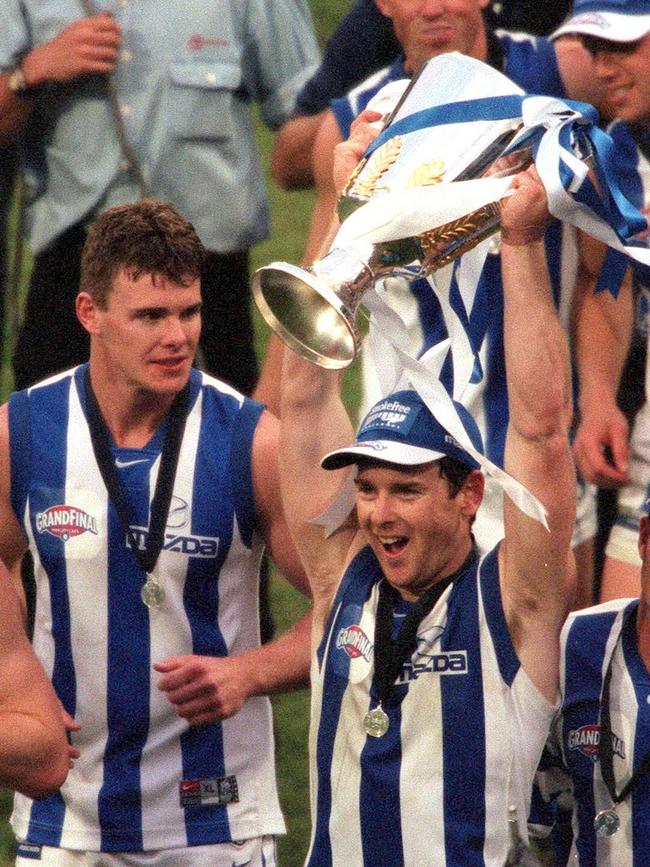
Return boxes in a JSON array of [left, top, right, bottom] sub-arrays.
[[279, 156, 576, 863], [0, 198, 311, 866], [0, 0, 319, 395]]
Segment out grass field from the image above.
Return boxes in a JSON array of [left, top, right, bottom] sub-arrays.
[[0, 2, 353, 865]]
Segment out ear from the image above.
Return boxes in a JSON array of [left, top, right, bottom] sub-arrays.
[[76, 291, 101, 336], [460, 469, 484, 519]]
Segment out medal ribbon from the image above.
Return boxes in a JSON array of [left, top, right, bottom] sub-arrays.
[[84, 368, 190, 575], [599, 607, 650, 806], [371, 544, 478, 708]]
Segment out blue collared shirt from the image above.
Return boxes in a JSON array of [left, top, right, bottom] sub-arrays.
[[1, 0, 319, 253]]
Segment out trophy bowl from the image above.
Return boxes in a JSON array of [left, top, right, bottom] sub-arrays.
[[253, 53, 533, 368]]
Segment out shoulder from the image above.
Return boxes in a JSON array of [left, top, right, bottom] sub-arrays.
[[331, 59, 406, 138], [498, 29, 564, 96], [561, 598, 634, 651]]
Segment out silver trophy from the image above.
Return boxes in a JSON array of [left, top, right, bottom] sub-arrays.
[[253, 53, 537, 368]]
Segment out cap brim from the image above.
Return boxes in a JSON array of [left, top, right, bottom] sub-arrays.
[[321, 440, 446, 470], [552, 12, 650, 42]]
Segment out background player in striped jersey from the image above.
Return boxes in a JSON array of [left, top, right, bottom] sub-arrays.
[[278, 143, 576, 863], [556, 0, 650, 604], [549, 488, 650, 864], [0, 199, 311, 867]]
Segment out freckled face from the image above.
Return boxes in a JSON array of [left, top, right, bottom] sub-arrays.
[[90, 268, 202, 400]]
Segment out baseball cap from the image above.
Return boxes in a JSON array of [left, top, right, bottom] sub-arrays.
[[320, 390, 481, 471], [552, 0, 650, 43]]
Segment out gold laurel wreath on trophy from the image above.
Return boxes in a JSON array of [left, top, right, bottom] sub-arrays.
[[418, 202, 501, 271], [343, 136, 403, 200]]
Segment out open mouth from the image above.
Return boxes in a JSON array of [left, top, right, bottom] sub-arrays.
[[380, 536, 408, 554]]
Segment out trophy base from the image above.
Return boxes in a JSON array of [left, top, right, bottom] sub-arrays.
[[252, 262, 362, 369]]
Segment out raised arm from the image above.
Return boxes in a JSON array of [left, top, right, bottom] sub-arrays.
[[498, 169, 576, 704]]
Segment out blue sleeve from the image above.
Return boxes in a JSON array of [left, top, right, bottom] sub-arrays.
[[230, 397, 265, 547], [501, 32, 565, 98], [295, 0, 399, 115]]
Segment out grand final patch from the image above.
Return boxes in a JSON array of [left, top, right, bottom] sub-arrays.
[[568, 724, 626, 761], [336, 624, 373, 663], [35, 505, 98, 542]]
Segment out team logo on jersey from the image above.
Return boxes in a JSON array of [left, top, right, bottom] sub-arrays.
[[568, 724, 626, 761], [35, 505, 98, 542], [336, 624, 373, 663]]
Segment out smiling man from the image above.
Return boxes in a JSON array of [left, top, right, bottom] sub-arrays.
[[0, 199, 311, 867], [279, 164, 576, 864]]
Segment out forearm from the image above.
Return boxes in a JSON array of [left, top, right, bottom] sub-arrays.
[[240, 610, 312, 696], [575, 270, 632, 418], [0, 711, 68, 798], [502, 240, 572, 437]]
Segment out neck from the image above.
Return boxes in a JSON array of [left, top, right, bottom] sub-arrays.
[[87, 366, 177, 448]]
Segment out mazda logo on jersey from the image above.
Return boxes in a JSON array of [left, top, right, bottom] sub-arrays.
[[35, 505, 98, 542], [568, 724, 626, 761], [127, 526, 219, 558]]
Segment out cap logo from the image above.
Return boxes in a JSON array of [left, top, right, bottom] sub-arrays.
[[571, 12, 611, 30], [360, 399, 421, 436]]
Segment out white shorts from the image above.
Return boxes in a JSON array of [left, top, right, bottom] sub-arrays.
[[15, 836, 277, 867], [605, 400, 650, 568]]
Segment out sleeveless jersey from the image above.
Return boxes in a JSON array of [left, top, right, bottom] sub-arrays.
[[9, 365, 285, 851], [307, 545, 555, 866], [559, 598, 650, 866]]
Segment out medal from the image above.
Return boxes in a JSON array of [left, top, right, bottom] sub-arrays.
[[363, 704, 390, 738], [594, 808, 620, 837], [141, 575, 165, 609]]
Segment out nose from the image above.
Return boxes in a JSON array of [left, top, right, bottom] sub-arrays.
[[419, 0, 445, 16], [368, 492, 397, 528], [592, 51, 618, 80], [161, 315, 188, 347]]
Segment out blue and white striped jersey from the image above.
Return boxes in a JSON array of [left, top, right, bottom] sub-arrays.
[[558, 598, 650, 866], [9, 365, 285, 851], [307, 545, 555, 866]]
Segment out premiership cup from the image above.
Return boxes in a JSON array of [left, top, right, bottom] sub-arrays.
[[253, 53, 536, 369]]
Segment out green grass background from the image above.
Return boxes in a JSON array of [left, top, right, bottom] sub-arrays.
[[0, 1, 352, 864]]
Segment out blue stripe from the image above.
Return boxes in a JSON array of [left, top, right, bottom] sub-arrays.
[[620, 607, 650, 867], [98, 455, 153, 850], [365, 95, 525, 158], [24, 374, 77, 845], [481, 256, 507, 465], [309, 547, 381, 866], [181, 380, 240, 845], [440, 559, 486, 865], [8, 390, 31, 521], [480, 546, 519, 686], [359, 698, 404, 866], [230, 396, 264, 548]]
